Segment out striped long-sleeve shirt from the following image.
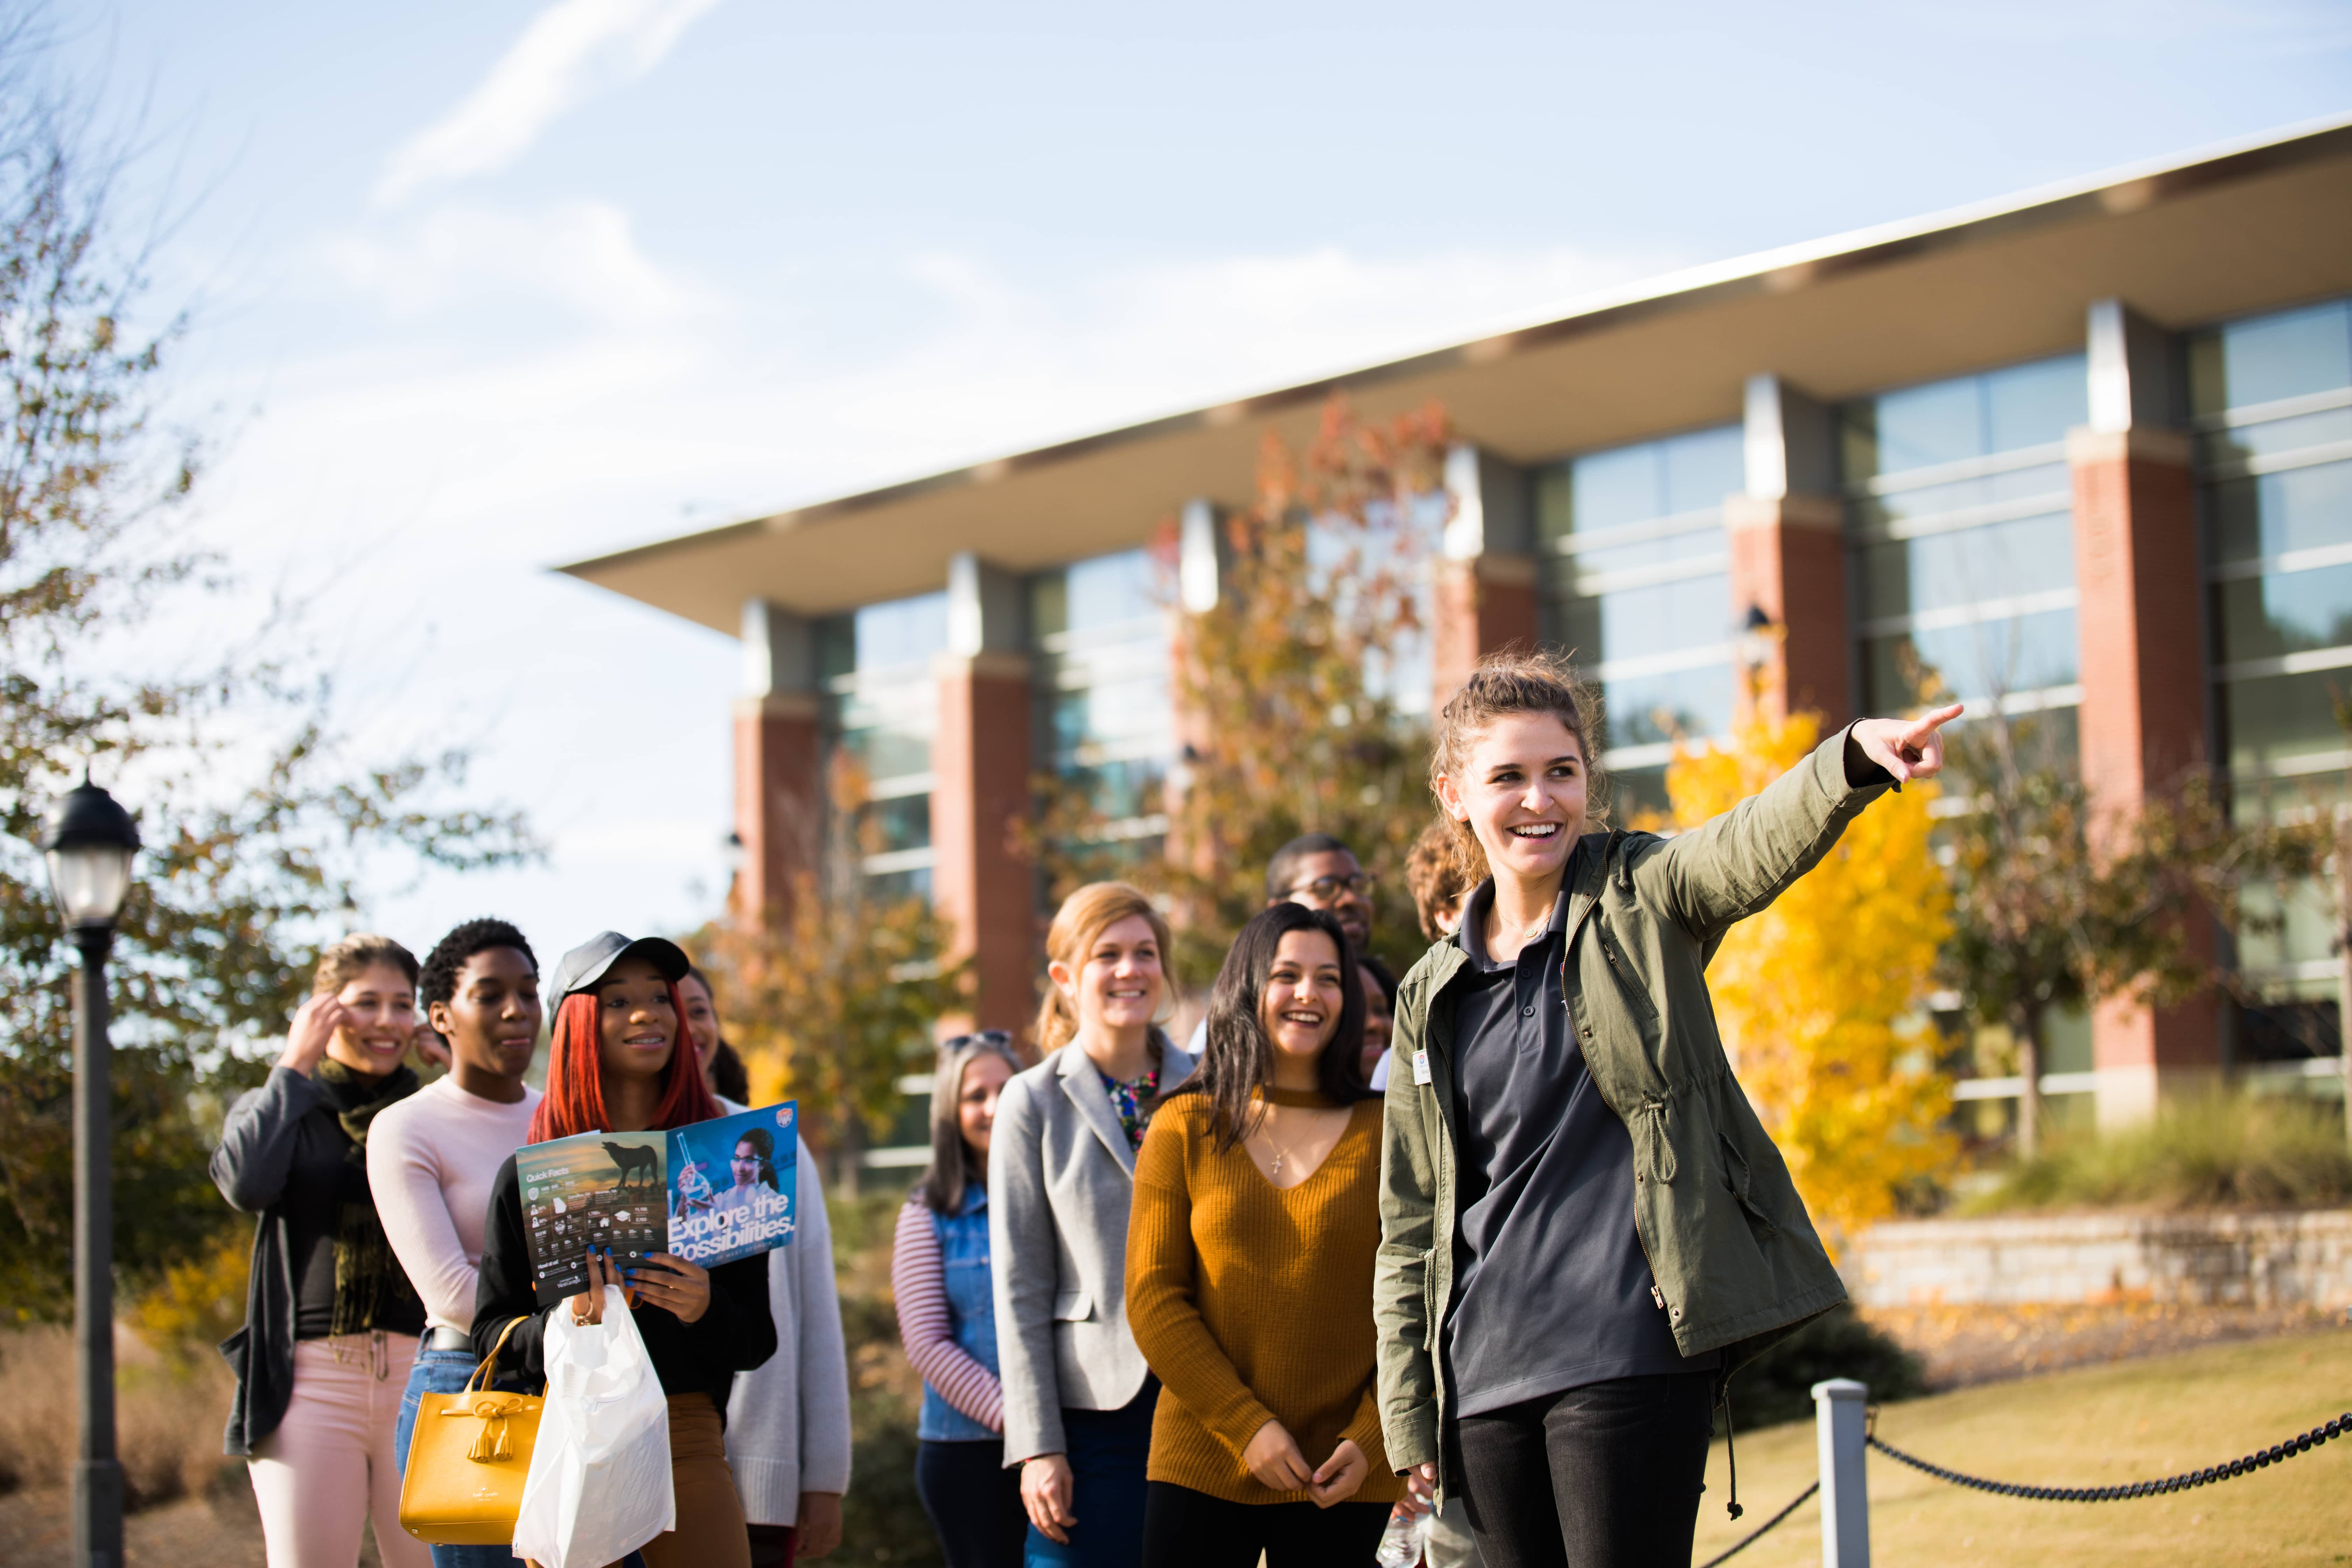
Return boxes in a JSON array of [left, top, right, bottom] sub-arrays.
[[891, 1197, 1004, 1433]]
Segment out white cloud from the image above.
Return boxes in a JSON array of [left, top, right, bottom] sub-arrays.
[[376, 0, 725, 204], [320, 200, 696, 326]]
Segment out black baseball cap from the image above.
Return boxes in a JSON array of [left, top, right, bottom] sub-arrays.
[[546, 931, 692, 1006]]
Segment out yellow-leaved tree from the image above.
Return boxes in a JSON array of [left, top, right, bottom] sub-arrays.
[[1664, 710, 1954, 1252]]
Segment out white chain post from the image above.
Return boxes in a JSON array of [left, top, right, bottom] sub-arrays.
[[1812, 1378, 1871, 1568]]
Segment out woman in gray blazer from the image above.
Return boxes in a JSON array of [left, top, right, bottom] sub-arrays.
[[989, 882, 1196, 1568]]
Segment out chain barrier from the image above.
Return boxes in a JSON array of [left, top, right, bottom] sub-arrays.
[[1864, 1409, 2351, 1503], [1694, 1480, 1819, 1568], [1693, 1404, 2348, 1564]]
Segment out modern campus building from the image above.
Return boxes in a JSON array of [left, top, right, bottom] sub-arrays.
[[567, 115, 2352, 1132]]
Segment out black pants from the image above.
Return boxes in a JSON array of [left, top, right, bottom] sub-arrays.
[[915, 1438, 1028, 1568], [1451, 1372, 1714, 1568], [1138, 1481, 1391, 1568]]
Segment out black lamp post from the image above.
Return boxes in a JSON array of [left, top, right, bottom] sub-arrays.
[[40, 776, 140, 1568]]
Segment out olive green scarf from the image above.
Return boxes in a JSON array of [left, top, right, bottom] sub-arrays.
[[315, 1058, 422, 1337]]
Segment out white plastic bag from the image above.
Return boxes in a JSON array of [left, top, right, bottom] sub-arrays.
[[512, 1286, 674, 1568]]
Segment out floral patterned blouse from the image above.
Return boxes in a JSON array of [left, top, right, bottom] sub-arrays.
[[1098, 1065, 1161, 1154]]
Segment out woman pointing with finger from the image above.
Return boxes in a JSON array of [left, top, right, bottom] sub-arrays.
[[1375, 651, 1958, 1568]]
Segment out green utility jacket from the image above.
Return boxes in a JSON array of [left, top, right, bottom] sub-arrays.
[[1374, 725, 1896, 1490]]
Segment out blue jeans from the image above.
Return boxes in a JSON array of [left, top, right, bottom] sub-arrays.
[[1024, 1378, 1157, 1568]]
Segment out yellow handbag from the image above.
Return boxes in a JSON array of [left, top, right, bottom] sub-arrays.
[[399, 1318, 543, 1545]]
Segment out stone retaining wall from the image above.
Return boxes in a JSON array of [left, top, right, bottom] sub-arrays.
[[1844, 1209, 2352, 1309]]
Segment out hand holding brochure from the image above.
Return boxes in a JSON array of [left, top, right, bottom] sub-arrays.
[[515, 1103, 798, 1304]]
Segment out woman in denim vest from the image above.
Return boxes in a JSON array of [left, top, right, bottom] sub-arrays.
[[895, 1031, 1031, 1568]]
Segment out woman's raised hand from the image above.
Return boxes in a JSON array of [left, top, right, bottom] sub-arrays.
[[1242, 1419, 1315, 1493], [410, 1020, 453, 1069], [1851, 703, 1963, 784], [1308, 1438, 1369, 1508], [275, 994, 351, 1077]]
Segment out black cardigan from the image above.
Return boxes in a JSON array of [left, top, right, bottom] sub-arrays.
[[209, 1065, 425, 1455], [472, 1153, 775, 1420]]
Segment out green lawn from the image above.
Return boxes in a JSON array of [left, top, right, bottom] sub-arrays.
[[1688, 1329, 2352, 1567]]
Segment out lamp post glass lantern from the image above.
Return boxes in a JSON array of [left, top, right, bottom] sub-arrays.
[[40, 776, 139, 1568]]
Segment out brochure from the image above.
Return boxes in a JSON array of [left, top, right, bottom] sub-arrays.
[[515, 1101, 798, 1303], [667, 1101, 799, 1268]]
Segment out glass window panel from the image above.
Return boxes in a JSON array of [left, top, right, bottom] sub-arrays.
[[2187, 299, 2352, 418], [1031, 552, 1176, 808], [1659, 426, 1746, 517], [838, 722, 932, 781], [1858, 512, 2075, 622], [2206, 460, 2352, 564], [1941, 703, 2080, 775], [1533, 464, 1574, 547], [1064, 550, 1160, 632], [1052, 678, 1172, 753], [1029, 573, 1069, 640], [2220, 667, 2352, 771], [855, 794, 931, 855], [1862, 608, 2078, 707], [854, 592, 950, 670], [1988, 461, 2074, 505], [1571, 444, 1665, 534], [2214, 563, 2352, 664], [1547, 592, 1602, 665], [1060, 757, 1168, 822], [1604, 665, 1735, 749], [2234, 870, 2343, 985], [816, 615, 857, 681], [1869, 377, 1984, 475], [1841, 356, 2087, 484], [1552, 575, 1730, 666], [1838, 403, 1882, 489], [865, 867, 932, 904], [1542, 424, 1745, 540], [1983, 355, 2088, 454], [1563, 528, 1726, 578], [2195, 407, 2352, 469], [1853, 476, 1988, 531]]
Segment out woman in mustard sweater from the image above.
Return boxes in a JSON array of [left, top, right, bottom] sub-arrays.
[[1125, 903, 1400, 1566]]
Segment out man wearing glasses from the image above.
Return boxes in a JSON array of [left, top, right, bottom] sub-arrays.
[[1263, 832, 1374, 955], [1183, 833, 1378, 1058]]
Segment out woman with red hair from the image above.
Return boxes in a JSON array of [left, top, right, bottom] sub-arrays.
[[474, 933, 776, 1568]]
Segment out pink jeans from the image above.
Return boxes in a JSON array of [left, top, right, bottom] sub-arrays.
[[248, 1332, 433, 1568]]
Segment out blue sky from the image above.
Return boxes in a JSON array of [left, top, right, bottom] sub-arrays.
[[59, 0, 2352, 962]]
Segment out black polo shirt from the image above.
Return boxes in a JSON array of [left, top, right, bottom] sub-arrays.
[[1444, 868, 1717, 1416]]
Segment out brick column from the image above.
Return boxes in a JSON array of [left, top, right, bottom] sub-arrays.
[[2070, 299, 2216, 1126], [1730, 373, 1851, 727], [1431, 444, 1540, 710], [734, 601, 822, 928], [931, 554, 1036, 1032]]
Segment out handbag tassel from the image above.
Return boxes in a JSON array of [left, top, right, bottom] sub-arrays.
[[467, 1402, 512, 1462]]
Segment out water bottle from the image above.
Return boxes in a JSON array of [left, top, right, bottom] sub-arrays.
[[1374, 1510, 1426, 1568]]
